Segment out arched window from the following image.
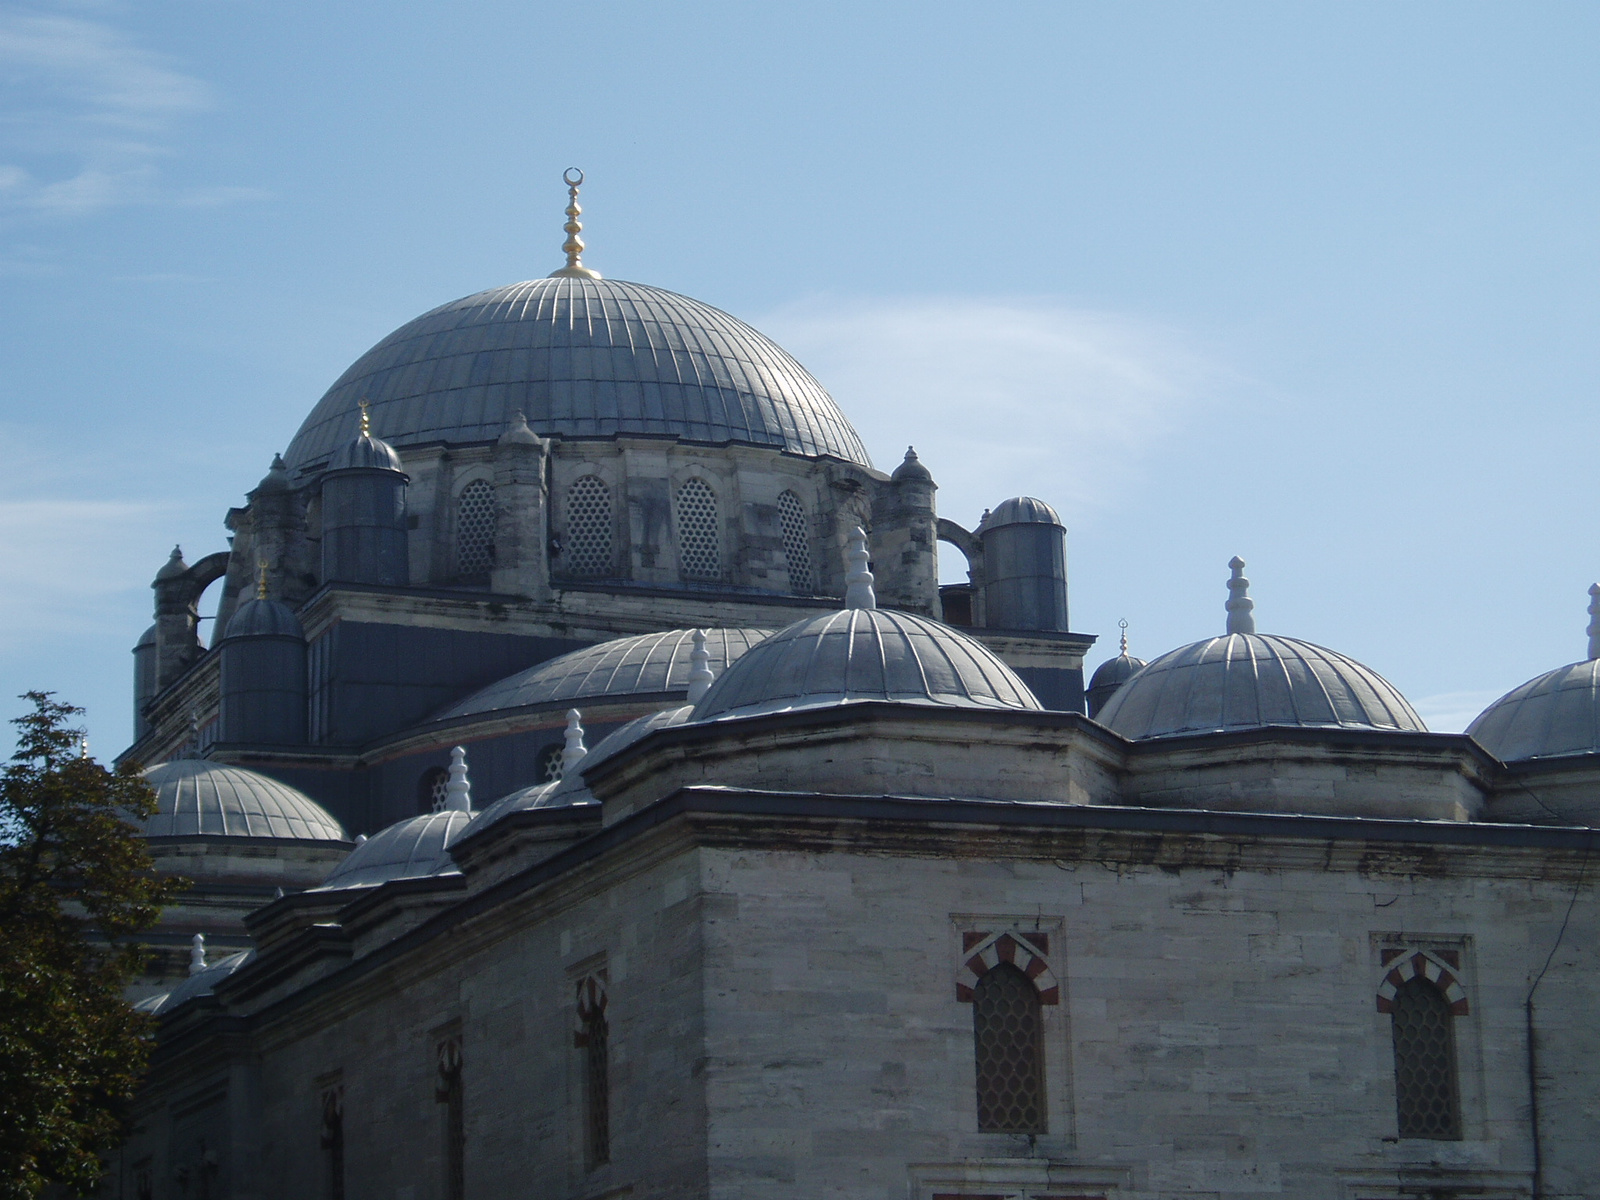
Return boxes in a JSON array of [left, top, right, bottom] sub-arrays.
[[563, 476, 613, 577], [777, 490, 812, 592], [455, 479, 497, 577], [1391, 977, 1462, 1139], [675, 477, 720, 581], [575, 975, 610, 1168], [417, 767, 448, 815], [434, 1033, 464, 1200], [972, 962, 1046, 1134]]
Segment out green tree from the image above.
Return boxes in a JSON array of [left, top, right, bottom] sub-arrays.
[[0, 693, 184, 1199]]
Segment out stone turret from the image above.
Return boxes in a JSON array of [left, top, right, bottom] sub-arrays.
[[869, 447, 941, 618], [980, 497, 1069, 632], [216, 565, 308, 747], [319, 403, 410, 586], [490, 412, 550, 597]]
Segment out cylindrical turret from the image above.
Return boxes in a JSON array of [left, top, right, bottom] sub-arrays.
[[216, 594, 308, 746], [319, 408, 409, 586], [979, 497, 1068, 632], [132, 623, 158, 739]]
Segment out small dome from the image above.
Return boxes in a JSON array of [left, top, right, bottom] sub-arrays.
[[1086, 651, 1147, 719], [135, 623, 157, 649], [1096, 633, 1425, 740], [220, 597, 304, 641], [1466, 659, 1600, 762], [328, 429, 403, 473], [985, 497, 1062, 529], [140, 760, 347, 841], [155, 546, 188, 582], [256, 453, 291, 493], [137, 950, 254, 1017], [316, 810, 471, 890], [436, 629, 772, 720], [891, 446, 933, 483], [691, 608, 1041, 721]]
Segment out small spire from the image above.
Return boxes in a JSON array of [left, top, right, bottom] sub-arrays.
[[549, 168, 602, 280], [845, 527, 877, 610], [273, 886, 285, 899], [1225, 556, 1255, 635], [357, 398, 372, 438], [687, 629, 715, 703], [354, 833, 368, 845], [256, 559, 269, 601], [1587, 584, 1600, 662], [562, 709, 588, 776], [1118, 618, 1129, 656], [189, 933, 207, 976], [444, 746, 472, 813]]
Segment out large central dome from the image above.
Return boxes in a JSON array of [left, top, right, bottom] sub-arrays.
[[284, 276, 871, 471]]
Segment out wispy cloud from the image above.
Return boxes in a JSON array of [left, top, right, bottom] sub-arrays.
[[763, 296, 1229, 538], [0, 9, 256, 215]]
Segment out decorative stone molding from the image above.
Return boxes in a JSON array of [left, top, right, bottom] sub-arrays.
[[1376, 947, 1469, 1016], [956, 930, 1059, 1005]]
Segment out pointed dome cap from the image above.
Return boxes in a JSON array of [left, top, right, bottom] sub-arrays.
[[256, 453, 292, 493], [315, 810, 471, 890], [691, 528, 1040, 721], [327, 401, 403, 473], [1095, 559, 1425, 740], [985, 496, 1063, 528], [154, 545, 188, 583], [1466, 585, 1600, 762], [891, 446, 933, 483], [140, 760, 347, 840]]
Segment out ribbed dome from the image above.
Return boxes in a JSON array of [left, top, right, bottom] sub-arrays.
[[1086, 651, 1147, 719], [136, 950, 254, 1017], [1466, 659, 1600, 762], [220, 597, 304, 641], [284, 277, 871, 471], [1096, 633, 1425, 741], [140, 760, 347, 841], [436, 628, 772, 721], [317, 810, 471, 890], [328, 430, 403, 473], [691, 608, 1041, 721], [985, 496, 1062, 528]]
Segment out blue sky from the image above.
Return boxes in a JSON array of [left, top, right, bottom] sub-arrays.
[[2, 1, 1598, 751]]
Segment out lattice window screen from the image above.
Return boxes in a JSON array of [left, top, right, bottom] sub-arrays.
[[455, 480, 497, 576], [675, 478, 721, 581], [778, 490, 812, 592], [972, 963, 1046, 1134], [1392, 977, 1462, 1139], [539, 744, 565, 783], [429, 771, 450, 814], [563, 475, 613, 577]]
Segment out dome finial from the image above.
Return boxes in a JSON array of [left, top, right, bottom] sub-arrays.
[[256, 559, 269, 601], [189, 933, 207, 976], [845, 527, 876, 610], [357, 398, 372, 438], [444, 746, 472, 813], [562, 708, 588, 776], [1119, 617, 1129, 656], [687, 629, 715, 703], [549, 168, 603, 281], [1225, 556, 1255, 634], [1586, 583, 1600, 662]]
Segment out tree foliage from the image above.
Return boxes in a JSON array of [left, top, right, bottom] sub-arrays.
[[0, 693, 184, 1199]]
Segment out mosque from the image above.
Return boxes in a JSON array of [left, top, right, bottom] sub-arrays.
[[113, 175, 1598, 1200]]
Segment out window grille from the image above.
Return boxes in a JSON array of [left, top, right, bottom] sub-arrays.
[[675, 477, 721, 581], [455, 479, 497, 577], [1391, 977, 1462, 1139], [777, 490, 812, 592], [563, 476, 613, 577], [435, 1035, 465, 1200], [539, 743, 565, 783], [418, 767, 449, 815], [972, 963, 1046, 1134], [574, 977, 610, 1168]]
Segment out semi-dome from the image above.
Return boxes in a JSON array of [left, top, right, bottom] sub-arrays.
[[140, 760, 347, 841], [436, 628, 772, 721], [220, 596, 304, 641], [691, 607, 1041, 721], [316, 810, 471, 890], [1467, 659, 1600, 762], [283, 276, 872, 472]]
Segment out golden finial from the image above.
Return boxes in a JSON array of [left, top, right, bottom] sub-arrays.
[[548, 168, 602, 281], [358, 398, 372, 438], [256, 560, 269, 601]]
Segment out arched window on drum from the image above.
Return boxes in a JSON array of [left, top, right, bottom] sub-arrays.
[[675, 478, 721, 582], [562, 475, 613, 578], [455, 479, 497, 578], [777, 490, 812, 593]]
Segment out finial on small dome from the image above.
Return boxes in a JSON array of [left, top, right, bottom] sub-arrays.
[[358, 398, 372, 438], [499, 410, 544, 448], [845, 527, 877, 610], [1587, 584, 1600, 662], [256, 559, 269, 601], [444, 745, 472, 813], [687, 629, 715, 702], [1118, 618, 1129, 656], [189, 933, 207, 976], [354, 833, 368, 845], [562, 708, 588, 776], [1225, 556, 1255, 635], [549, 168, 603, 281]]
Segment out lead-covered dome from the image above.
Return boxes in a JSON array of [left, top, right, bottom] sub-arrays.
[[1096, 633, 1425, 740], [284, 277, 871, 471], [316, 810, 471, 890], [691, 608, 1041, 721], [1466, 660, 1600, 762], [140, 760, 347, 841]]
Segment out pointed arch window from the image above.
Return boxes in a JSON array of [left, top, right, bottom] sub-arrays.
[[1391, 977, 1462, 1139], [972, 962, 1046, 1134], [455, 480, 497, 577], [563, 476, 613, 577], [675, 477, 720, 581], [777, 490, 812, 592], [574, 974, 610, 1168]]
